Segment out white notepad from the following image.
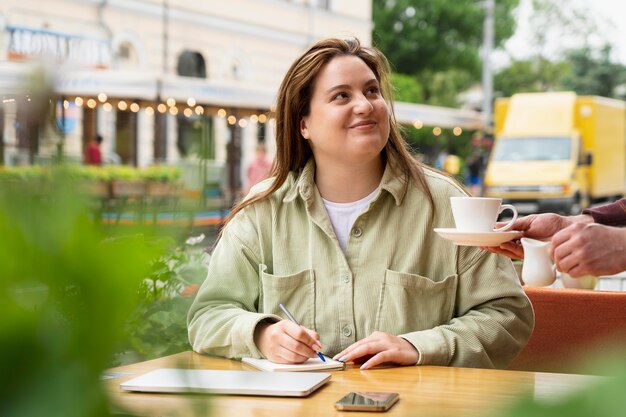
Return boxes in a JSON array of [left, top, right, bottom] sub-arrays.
[[242, 356, 345, 372], [120, 368, 331, 397]]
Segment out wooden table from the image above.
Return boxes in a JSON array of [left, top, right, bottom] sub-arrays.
[[104, 351, 601, 417]]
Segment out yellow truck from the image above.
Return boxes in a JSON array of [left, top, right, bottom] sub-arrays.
[[483, 92, 626, 214]]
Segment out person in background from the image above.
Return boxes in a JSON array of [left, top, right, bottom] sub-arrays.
[[466, 151, 484, 196], [246, 143, 273, 193], [484, 199, 626, 278], [84, 134, 103, 166], [443, 153, 460, 176], [188, 37, 533, 370]]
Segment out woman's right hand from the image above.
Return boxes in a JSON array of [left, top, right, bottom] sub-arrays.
[[254, 320, 322, 363]]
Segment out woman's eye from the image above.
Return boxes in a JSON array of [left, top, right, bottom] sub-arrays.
[[332, 92, 349, 100], [366, 86, 380, 95]]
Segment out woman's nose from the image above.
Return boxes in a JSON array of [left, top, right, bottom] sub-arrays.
[[353, 94, 374, 114]]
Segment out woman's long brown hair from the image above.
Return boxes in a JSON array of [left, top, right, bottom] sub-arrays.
[[222, 38, 434, 229]]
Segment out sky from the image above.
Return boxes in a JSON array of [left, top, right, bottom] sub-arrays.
[[494, 0, 626, 68], [589, 0, 626, 65]]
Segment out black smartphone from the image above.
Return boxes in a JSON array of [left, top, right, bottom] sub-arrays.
[[335, 391, 399, 412]]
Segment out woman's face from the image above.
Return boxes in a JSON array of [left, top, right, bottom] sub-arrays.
[[300, 55, 390, 168]]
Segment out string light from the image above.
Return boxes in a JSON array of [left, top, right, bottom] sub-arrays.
[[103, 102, 113, 112], [183, 108, 193, 117], [217, 108, 227, 118], [87, 99, 97, 108], [145, 107, 155, 116], [74, 97, 84, 107], [258, 114, 267, 123], [157, 103, 167, 113], [169, 106, 179, 115], [98, 93, 107, 102], [187, 97, 196, 107], [166, 98, 176, 107], [238, 119, 248, 128], [433, 127, 442, 136], [413, 120, 423, 129], [227, 115, 236, 125], [118, 100, 128, 111], [195, 106, 204, 115], [250, 114, 259, 123], [453, 127, 462, 136], [130, 103, 140, 112]]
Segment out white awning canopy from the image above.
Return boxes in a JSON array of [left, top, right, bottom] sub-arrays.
[[161, 75, 276, 110], [1, 64, 484, 130], [55, 69, 159, 100], [394, 101, 484, 130]]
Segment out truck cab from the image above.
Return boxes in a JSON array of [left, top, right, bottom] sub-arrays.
[[483, 92, 624, 214]]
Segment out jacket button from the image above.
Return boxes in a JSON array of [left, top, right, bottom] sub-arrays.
[[341, 273, 350, 283], [342, 326, 353, 337], [351, 227, 362, 237]]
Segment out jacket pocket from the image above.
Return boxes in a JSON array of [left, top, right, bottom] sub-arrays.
[[374, 270, 458, 335], [259, 265, 315, 329]]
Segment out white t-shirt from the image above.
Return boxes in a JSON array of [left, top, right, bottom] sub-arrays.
[[322, 188, 379, 253]]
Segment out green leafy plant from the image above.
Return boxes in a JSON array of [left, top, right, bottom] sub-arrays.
[[140, 165, 182, 183], [107, 166, 143, 182], [0, 170, 165, 417], [0, 165, 182, 185], [120, 234, 208, 362], [0, 165, 46, 180]]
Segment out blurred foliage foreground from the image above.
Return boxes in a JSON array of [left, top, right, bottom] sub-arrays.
[[0, 170, 208, 417], [3, 169, 626, 417]]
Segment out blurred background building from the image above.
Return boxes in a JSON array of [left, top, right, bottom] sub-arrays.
[[0, 0, 373, 191]]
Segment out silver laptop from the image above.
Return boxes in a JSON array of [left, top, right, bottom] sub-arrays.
[[120, 368, 331, 397]]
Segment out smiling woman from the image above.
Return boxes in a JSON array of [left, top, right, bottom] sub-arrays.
[[187, 38, 534, 371], [299, 55, 390, 202]]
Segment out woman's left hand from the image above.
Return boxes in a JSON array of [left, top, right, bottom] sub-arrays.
[[332, 331, 419, 370]]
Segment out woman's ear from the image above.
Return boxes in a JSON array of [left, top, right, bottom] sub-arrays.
[[300, 118, 310, 140]]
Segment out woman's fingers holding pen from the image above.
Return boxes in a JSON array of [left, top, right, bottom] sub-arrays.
[[332, 331, 419, 370], [283, 321, 323, 352], [255, 320, 321, 364]]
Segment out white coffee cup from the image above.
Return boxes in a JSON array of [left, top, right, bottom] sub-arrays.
[[450, 197, 518, 233]]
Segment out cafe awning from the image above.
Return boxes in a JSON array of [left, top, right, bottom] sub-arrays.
[[160, 75, 276, 110], [2, 64, 484, 130], [55, 69, 159, 100], [394, 101, 484, 130]]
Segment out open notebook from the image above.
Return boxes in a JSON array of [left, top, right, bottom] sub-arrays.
[[242, 356, 345, 372], [120, 368, 331, 397]]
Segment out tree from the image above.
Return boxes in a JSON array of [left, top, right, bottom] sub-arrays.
[[494, 58, 570, 97], [390, 73, 424, 103], [560, 46, 626, 98], [372, 0, 520, 169], [494, 0, 626, 99], [373, 0, 520, 78]]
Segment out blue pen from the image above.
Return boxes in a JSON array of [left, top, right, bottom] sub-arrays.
[[278, 303, 326, 362]]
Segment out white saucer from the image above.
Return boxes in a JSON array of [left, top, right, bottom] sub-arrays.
[[434, 228, 521, 247]]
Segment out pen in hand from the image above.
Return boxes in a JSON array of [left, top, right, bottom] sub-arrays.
[[278, 303, 326, 362]]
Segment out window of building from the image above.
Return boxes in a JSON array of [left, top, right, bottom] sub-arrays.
[[177, 50, 207, 78], [116, 42, 139, 70]]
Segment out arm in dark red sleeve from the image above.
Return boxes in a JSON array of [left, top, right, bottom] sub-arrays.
[[582, 199, 626, 227]]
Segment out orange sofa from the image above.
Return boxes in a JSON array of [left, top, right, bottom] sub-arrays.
[[509, 287, 626, 374]]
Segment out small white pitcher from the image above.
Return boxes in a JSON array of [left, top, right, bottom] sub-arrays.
[[521, 238, 557, 287]]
